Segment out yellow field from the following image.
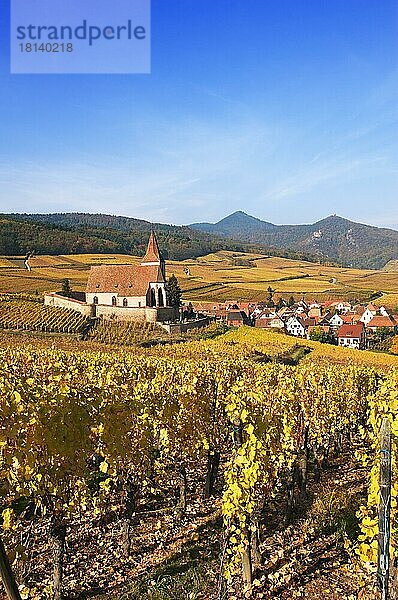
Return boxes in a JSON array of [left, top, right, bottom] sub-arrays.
[[223, 326, 398, 370], [1, 250, 398, 307]]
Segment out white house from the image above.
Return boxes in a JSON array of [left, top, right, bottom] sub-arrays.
[[86, 231, 167, 309], [334, 301, 352, 314], [285, 316, 306, 337], [359, 306, 377, 327], [329, 314, 344, 328], [337, 323, 366, 349]]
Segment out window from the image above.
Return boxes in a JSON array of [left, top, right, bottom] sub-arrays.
[[112, 296, 117, 306], [123, 298, 128, 307], [93, 296, 98, 305], [150, 289, 156, 307], [158, 289, 164, 307]]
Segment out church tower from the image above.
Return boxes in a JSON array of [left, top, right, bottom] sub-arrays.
[[140, 230, 166, 279]]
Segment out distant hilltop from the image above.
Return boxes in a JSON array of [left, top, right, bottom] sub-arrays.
[[191, 211, 398, 270]]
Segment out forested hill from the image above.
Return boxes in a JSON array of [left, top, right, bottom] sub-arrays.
[[4, 211, 396, 268], [0, 213, 320, 263], [191, 211, 398, 269]]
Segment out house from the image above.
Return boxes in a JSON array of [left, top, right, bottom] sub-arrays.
[[226, 310, 250, 327], [308, 306, 322, 321], [255, 315, 284, 329], [257, 308, 277, 319], [86, 231, 167, 309], [295, 303, 308, 314], [318, 311, 333, 325], [366, 315, 397, 333], [285, 316, 307, 337], [329, 313, 344, 328], [360, 304, 378, 327], [329, 313, 359, 328], [278, 306, 294, 321], [337, 323, 366, 349], [334, 301, 352, 314], [301, 317, 317, 330]]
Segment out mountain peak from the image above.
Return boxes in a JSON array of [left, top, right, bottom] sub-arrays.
[[216, 211, 272, 226], [189, 211, 398, 269], [190, 211, 276, 236], [315, 214, 351, 226]]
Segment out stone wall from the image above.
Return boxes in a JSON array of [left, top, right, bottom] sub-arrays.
[[95, 305, 177, 323], [44, 293, 94, 317], [45, 293, 178, 323]]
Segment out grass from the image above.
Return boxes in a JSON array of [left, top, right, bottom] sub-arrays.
[[108, 561, 209, 600], [308, 483, 359, 541], [98, 518, 222, 600]]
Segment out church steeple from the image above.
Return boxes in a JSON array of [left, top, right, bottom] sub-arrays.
[[141, 230, 165, 276]]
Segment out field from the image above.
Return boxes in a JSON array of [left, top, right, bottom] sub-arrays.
[[0, 299, 89, 334], [2, 250, 398, 600], [0, 325, 398, 600], [2, 250, 398, 307]]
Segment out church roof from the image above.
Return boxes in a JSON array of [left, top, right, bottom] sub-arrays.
[[141, 230, 162, 264], [86, 264, 164, 296]]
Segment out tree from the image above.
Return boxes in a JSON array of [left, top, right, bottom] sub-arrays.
[[288, 296, 295, 307], [266, 286, 275, 307], [375, 327, 394, 342], [166, 274, 182, 308], [309, 326, 333, 344], [61, 278, 71, 297]]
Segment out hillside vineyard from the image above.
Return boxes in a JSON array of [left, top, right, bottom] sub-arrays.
[[1, 329, 398, 598]]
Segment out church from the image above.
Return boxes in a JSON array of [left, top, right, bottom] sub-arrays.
[[86, 230, 168, 309]]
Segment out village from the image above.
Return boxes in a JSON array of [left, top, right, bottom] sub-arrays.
[[39, 230, 398, 350], [190, 297, 398, 350]]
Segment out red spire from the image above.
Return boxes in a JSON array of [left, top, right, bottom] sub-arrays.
[[141, 230, 162, 265]]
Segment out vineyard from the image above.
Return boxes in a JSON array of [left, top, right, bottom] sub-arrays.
[[0, 300, 89, 334], [0, 327, 397, 600], [87, 318, 228, 346]]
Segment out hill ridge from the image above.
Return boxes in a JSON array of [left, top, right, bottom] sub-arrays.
[[190, 211, 398, 269], [2, 211, 398, 269]]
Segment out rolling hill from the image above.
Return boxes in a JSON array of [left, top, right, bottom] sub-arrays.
[[191, 211, 398, 269], [2, 211, 398, 269], [0, 213, 318, 263]]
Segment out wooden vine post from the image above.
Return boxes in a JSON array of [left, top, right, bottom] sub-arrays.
[[0, 536, 22, 600], [378, 417, 392, 600], [233, 418, 253, 593]]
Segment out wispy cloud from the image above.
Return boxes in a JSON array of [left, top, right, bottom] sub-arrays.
[[262, 155, 387, 202], [0, 117, 277, 223]]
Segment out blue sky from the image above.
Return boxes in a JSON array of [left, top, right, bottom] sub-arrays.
[[0, 0, 397, 227]]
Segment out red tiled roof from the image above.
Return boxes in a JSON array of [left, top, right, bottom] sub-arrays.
[[86, 264, 164, 296], [300, 317, 317, 328], [141, 231, 162, 264], [337, 313, 359, 324], [337, 323, 364, 338], [367, 316, 396, 328]]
